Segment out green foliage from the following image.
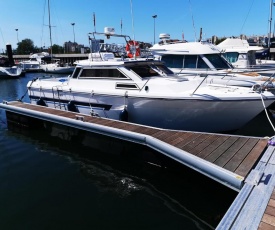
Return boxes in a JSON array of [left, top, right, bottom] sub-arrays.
[[52, 44, 64, 54], [16, 39, 35, 55]]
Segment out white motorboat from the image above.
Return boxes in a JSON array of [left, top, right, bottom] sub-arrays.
[[0, 66, 23, 78], [40, 59, 75, 74], [0, 55, 22, 78], [150, 34, 272, 86], [217, 38, 275, 77], [26, 29, 275, 133], [18, 52, 50, 72]]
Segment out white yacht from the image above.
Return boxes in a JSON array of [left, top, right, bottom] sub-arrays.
[[26, 29, 275, 133], [217, 38, 275, 76], [150, 34, 271, 86], [18, 52, 50, 72], [40, 59, 75, 74], [217, 38, 263, 68]]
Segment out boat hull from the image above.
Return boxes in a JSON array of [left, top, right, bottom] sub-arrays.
[[28, 89, 274, 133]]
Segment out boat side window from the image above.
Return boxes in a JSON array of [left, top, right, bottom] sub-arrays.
[[183, 55, 197, 68], [205, 54, 231, 69], [79, 68, 127, 79], [161, 55, 184, 68], [154, 64, 174, 74], [129, 65, 159, 77], [197, 56, 209, 69], [222, 52, 239, 63], [71, 67, 82, 78], [238, 53, 247, 60]]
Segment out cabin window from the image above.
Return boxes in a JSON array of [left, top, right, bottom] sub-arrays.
[[205, 54, 231, 69], [71, 67, 81, 78], [184, 55, 197, 68], [197, 56, 209, 68], [161, 55, 208, 69], [161, 55, 183, 68], [153, 64, 174, 74], [129, 65, 159, 77], [222, 52, 239, 63], [238, 53, 247, 60], [79, 68, 127, 79]]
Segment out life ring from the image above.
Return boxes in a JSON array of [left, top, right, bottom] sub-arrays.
[[125, 40, 140, 58]]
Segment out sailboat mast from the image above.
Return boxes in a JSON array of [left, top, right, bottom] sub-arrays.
[[48, 0, 52, 56]]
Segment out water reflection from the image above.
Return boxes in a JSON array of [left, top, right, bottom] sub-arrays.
[[5, 118, 237, 229]]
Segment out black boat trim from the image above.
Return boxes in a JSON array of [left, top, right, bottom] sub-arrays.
[[29, 96, 112, 110]]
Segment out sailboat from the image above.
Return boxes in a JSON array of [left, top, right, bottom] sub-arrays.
[[40, 0, 75, 74]]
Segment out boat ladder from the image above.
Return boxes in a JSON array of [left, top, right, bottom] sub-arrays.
[[52, 85, 66, 110]]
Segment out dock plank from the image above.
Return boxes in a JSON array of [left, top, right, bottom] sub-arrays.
[[196, 135, 230, 159], [261, 213, 275, 227], [214, 137, 248, 168], [224, 138, 259, 173], [235, 139, 268, 177], [189, 134, 221, 156], [205, 136, 239, 162], [258, 221, 275, 230], [264, 206, 275, 218], [165, 132, 194, 146], [180, 133, 210, 153], [175, 132, 203, 149]]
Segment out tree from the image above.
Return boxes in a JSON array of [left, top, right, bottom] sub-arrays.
[[16, 39, 35, 55], [52, 44, 64, 54]]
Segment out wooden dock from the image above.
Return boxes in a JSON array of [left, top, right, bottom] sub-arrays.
[[217, 145, 275, 229], [0, 101, 269, 191], [1, 100, 275, 229]]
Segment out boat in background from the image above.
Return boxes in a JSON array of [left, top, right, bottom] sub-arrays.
[[41, 58, 75, 74], [217, 38, 275, 76], [150, 34, 273, 86], [217, 38, 263, 68], [18, 52, 51, 72], [0, 65, 23, 78], [40, 0, 75, 74], [26, 28, 275, 133], [0, 45, 23, 79]]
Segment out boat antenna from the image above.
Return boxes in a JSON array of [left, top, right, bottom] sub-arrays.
[[130, 0, 135, 41], [240, 0, 255, 36], [93, 12, 96, 32], [120, 18, 123, 35], [268, 0, 275, 48], [188, 0, 197, 41]]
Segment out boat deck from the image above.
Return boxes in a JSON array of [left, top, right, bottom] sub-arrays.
[[0, 101, 269, 191]]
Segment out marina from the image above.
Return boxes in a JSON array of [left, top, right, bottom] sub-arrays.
[[2, 28, 275, 228], [1, 0, 275, 229], [0, 101, 269, 191], [0, 73, 240, 230], [0, 95, 275, 229]]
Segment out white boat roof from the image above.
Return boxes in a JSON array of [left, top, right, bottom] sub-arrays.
[[150, 41, 221, 55], [74, 52, 159, 66], [217, 38, 263, 52]]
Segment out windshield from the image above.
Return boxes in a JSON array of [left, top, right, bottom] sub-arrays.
[[128, 64, 173, 78], [161, 55, 209, 69], [204, 54, 232, 69]]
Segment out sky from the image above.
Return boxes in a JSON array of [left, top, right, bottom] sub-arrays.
[[0, 0, 272, 52]]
